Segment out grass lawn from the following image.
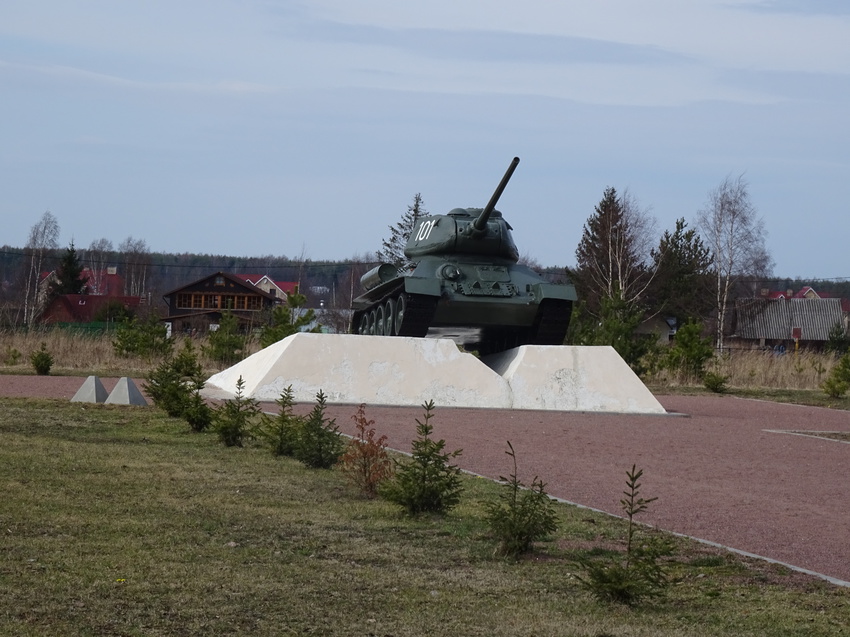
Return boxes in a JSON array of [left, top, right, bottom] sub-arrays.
[[1, 397, 849, 636]]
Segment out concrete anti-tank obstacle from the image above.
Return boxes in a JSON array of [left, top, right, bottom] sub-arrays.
[[203, 333, 667, 414], [71, 375, 109, 403], [104, 377, 148, 406]]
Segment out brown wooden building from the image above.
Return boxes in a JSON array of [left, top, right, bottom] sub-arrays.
[[161, 271, 283, 334]]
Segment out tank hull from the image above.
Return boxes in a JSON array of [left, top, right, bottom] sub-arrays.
[[350, 257, 576, 355]]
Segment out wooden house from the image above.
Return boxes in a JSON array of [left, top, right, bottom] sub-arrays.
[[161, 271, 285, 334]]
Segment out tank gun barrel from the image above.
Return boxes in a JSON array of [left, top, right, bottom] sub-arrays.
[[472, 156, 520, 233]]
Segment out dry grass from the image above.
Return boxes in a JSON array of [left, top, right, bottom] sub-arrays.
[[716, 349, 836, 390], [0, 328, 262, 377], [650, 349, 840, 392]]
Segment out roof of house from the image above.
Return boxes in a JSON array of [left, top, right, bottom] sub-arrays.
[[162, 271, 280, 300], [736, 297, 844, 341], [41, 294, 142, 323], [232, 274, 298, 296]]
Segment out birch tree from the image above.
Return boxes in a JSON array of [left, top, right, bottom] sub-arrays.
[[118, 236, 150, 297], [697, 175, 772, 351], [23, 211, 60, 325], [87, 237, 113, 295]]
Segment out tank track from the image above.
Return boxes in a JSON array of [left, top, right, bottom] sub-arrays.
[[349, 290, 438, 339], [528, 298, 573, 345], [395, 293, 438, 337]]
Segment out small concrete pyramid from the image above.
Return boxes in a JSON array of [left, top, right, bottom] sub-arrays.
[[105, 377, 148, 406], [71, 376, 109, 403]]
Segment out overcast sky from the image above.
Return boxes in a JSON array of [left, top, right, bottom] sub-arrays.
[[2, 0, 848, 279]]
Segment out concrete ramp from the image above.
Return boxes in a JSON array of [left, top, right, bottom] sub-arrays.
[[483, 345, 666, 414], [203, 333, 512, 408]]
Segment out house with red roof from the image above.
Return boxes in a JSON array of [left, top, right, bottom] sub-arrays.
[[37, 266, 143, 325]]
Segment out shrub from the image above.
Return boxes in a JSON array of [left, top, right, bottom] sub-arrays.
[[294, 390, 344, 469], [92, 299, 134, 323], [183, 377, 213, 432], [172, 339, 204, 379], [576, 465, 672, 605], [338, 404, 394, 497], [258, 291, 321, 349], [113, 316, 172, 359], [484, 441, 558, 558], [703, 371, 728, 393], [664, 322, 714, 379], [256, 385, 304, 457], [145, 340, 205, 420], [204, 310, 245, 367], [824, 321, 850, 356], [4, 345, 22, 366], [214, 376, 260, 447], [822, 351, 850, 398], [145, 358, 188, 417], [821, 376, 848, 399], [30, 342, 53, 375], [381, 400, 463, 515]]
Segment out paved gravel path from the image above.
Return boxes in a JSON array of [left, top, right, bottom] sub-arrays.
[[3, 375, 849, 584]]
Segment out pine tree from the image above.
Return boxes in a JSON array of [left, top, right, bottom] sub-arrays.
[[649, 218, 713, 325], [259, 289, 321, 348], [377, 193, 427, 267]]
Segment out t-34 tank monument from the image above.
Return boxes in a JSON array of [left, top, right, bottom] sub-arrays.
[[205, 158, 665, 414], [350, 157, 577, 355]]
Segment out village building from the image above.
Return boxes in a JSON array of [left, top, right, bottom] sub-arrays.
[[160, 271, 297, 335]]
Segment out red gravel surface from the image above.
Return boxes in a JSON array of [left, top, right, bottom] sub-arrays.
[[3, 375, 849, 584]]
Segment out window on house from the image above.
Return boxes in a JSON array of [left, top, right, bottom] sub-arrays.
[[247, 295, 261, 310], [177, 293, 192, 309], [215, 276, 225, 286]]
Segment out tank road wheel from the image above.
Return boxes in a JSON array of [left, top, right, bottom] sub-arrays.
[[394, 294, 407, 335], [368, 309, 378, 335], [358, 313, 370, 335], [374, 304, 386, 336], [383, 298, 396, 336]]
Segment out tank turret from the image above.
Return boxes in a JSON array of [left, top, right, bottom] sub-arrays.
[[405, 157, 521, 262], [350, 157, 577, 355]]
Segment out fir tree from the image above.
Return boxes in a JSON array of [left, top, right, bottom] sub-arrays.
[[377, 193, 427, 268], [53, 241, 89, 295], [259, 289, 321, 348], [649, 218, 714, 325]]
